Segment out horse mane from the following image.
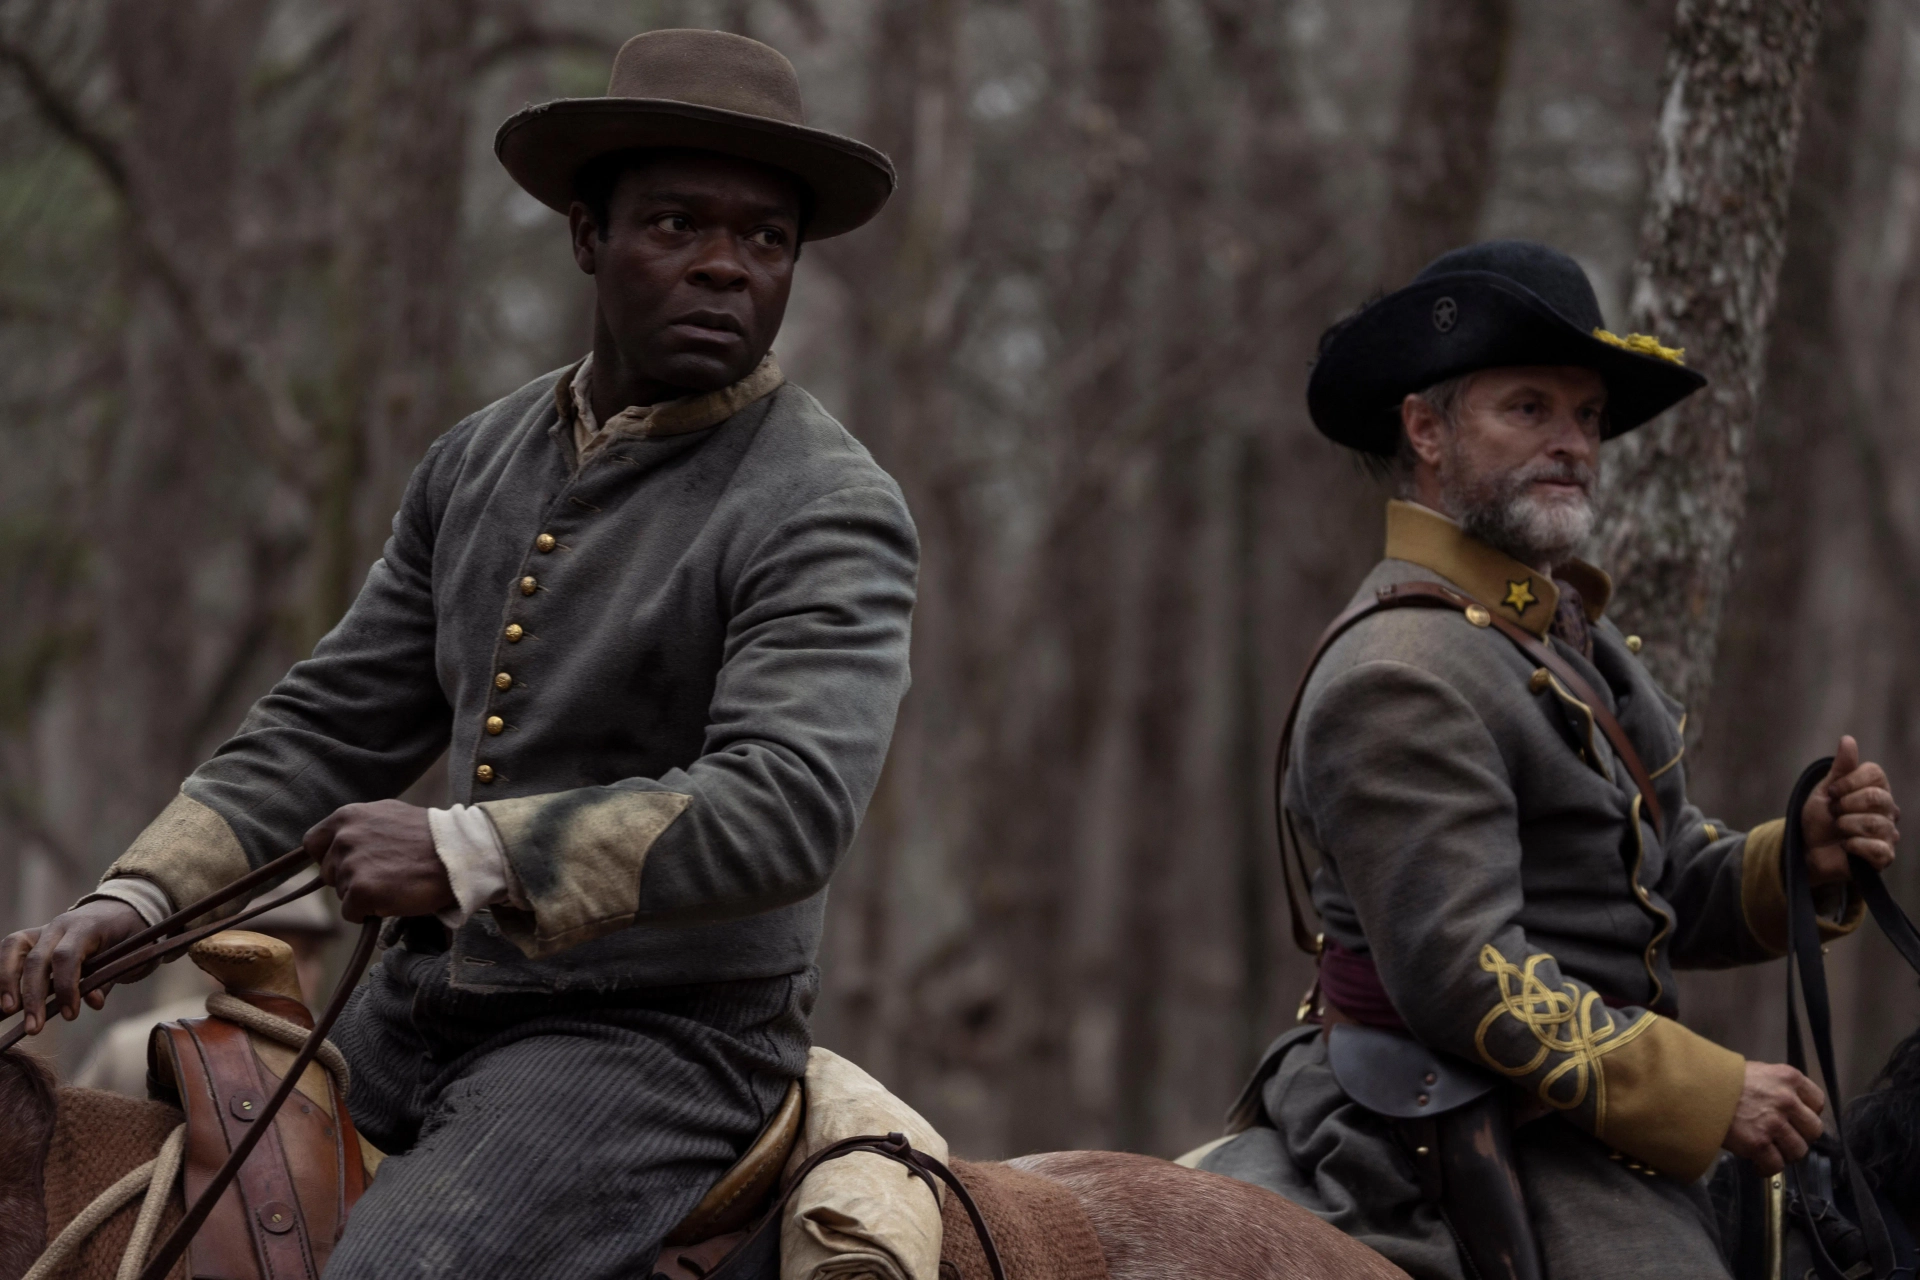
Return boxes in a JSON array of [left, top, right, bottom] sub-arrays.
[[1848, 1024, 1920, 1221], [0, 1048, 58, 1280]]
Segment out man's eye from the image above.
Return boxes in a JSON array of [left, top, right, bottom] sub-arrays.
[[749, 228, 785, 248], [655, 214, 693, 232]]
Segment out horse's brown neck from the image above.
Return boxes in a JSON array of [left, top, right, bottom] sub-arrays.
[[0, 1050, 57, 1280]]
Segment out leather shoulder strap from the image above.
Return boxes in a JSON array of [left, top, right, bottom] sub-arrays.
[[1275, 580, 1666, 957]]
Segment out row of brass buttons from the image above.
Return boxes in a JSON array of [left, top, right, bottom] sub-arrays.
[[479, 532, 559, 783]]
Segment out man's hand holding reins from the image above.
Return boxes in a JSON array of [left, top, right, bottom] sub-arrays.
[[0, 898, 145, 1035], [1724, 1061, 1827, 1174], [1802, 735, 1899, 886], [305, 799, 454, 921]]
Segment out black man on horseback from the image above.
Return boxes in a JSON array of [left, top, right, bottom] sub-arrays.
[[1197, 242, 1902, 1280], [1, 29, 915, 1280]]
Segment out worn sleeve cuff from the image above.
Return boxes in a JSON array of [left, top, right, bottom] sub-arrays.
[[1592, 1015, 1746, 1181], [1740, 818, 1867, 956], [477, 787, 691, 958], [101, 793, 253, 925], [75, 876, 174, 928]]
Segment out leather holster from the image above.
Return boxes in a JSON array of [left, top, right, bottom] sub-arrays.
[[1325, 1021, 1543, 1280]]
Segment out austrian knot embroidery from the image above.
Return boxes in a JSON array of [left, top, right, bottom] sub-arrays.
[[1472, 945, 1653, 1129]]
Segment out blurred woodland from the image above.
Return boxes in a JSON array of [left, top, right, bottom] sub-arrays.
[[4, 0, 1920, 1162]]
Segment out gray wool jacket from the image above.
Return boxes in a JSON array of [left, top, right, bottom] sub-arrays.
[[1285, 501, 1860, 1181], [103, 359, 918, 993]]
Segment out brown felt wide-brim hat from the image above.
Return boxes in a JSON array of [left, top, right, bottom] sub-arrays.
[[495, 29, 896, 241]]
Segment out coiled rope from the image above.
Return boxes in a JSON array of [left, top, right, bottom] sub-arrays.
[[23, 998, 348, 1280], [22, 1123, 186, 1280], [203, 993, 350, 1099]]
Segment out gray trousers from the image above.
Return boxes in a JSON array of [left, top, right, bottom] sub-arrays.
[[1200, 1029, 1730, 1280], [325, 945, 813, 1279]]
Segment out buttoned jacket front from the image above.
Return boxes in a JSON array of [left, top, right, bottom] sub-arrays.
[[108, 363, 919, 993]]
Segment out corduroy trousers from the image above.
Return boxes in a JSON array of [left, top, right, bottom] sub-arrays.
[[324, 945, 813, 1279]]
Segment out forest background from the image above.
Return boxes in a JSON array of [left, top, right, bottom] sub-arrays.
[[1, 0, 1917, 1163]]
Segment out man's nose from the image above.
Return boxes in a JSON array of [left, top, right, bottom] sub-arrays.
[[1548, 410, 1598, 459], [687, 234, 750, 290]]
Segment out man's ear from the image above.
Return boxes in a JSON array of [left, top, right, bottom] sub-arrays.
[[567, 201, 599, 276], [1401, 394, 1447, 469]]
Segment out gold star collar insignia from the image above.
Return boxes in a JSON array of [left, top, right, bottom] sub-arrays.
[[1503, 579, 1538, 615]]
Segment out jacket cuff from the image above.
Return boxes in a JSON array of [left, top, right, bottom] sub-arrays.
[[1592, 1015, 1745, 1181], [477, 787, 690, 958], [101, 793, 252, 925], [1740, 818, 1867, 956]]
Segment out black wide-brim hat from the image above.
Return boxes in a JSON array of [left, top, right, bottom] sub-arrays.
[[1307, 240, 1706, 455], [495, 29, 895, 241]]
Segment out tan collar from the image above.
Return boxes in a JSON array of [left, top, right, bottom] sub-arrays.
[[1383, 499, 1612, 637], [554, 352, 786, 461]]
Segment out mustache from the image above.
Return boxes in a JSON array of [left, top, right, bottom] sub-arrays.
[[1512, 459, 1596, 493]]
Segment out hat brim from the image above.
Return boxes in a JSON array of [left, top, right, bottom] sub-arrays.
[[1307, 272, 1707, 455], [494, 98, 896, 240]]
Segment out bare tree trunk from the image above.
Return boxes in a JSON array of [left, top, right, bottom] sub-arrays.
[[95, 0, 271, 842], [811, 0, 979, 1125], [325, 0, 478, 629], [1673, 0, 1870, 1069], [1378, 0, 1515, 284], [1595, 0, 1824, 717]]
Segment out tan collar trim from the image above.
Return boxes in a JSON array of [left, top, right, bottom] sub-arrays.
[[556, 352, 787, 443], [1556, 558, 1613, 622], [1384, 500, 1567, 635]]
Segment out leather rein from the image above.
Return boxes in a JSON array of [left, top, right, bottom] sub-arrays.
[[1274, 579, 1667, 957], [1780, 757, 1920, 1280], [0, 848, 379, 1280]]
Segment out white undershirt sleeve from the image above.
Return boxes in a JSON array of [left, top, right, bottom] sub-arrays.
[[76, 876, 175, 928], [428, 803, 524, 929]]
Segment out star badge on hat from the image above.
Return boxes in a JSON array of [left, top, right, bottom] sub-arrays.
[[1503, 579, 1538, 615]]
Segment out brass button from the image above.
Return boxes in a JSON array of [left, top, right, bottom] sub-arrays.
[[1528, 668, 1551, 694], [520, 576, 537, 596], [505, 623, 523, 643], [475, 764, 495, 783], [1625, 634, 1644, 653], [536, 533, 556, 553], [1464, 604, 1491, 627], [485, 716, 505, 735], [495, 672, 513, 691]]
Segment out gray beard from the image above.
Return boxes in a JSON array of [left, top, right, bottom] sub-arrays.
[[1442, 450, 1597, 570]]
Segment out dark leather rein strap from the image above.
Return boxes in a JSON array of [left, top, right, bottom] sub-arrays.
[[0, 848, 327, 1056], [0, 846, 380, 1280], [1274, 580, 1666, 956], [1781, 756, 1920, 1280]]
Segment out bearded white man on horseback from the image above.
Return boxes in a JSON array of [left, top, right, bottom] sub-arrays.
[[1194, 242, 1904, 1280], [0, 29, 921, 1278]]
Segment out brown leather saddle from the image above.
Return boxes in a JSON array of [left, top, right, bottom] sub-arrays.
[[145, 937, 368, 1280], [653, 1079, 807, 1278]]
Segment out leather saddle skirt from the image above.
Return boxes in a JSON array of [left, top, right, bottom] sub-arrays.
[[147, 991, 367, 1280]]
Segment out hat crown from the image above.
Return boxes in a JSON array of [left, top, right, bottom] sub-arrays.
[[1414, 240, 1604, 332], [607, 29, 807, 126]]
